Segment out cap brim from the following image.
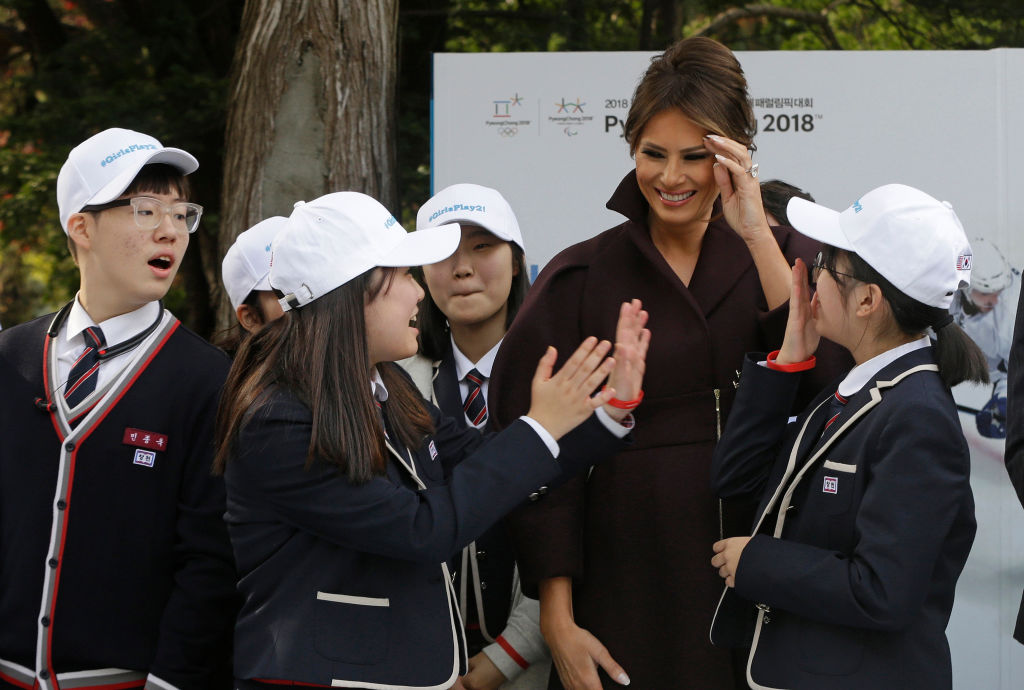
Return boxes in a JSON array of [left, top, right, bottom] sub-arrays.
[[785, 197, 854, 251], [432, 214, 517, 243], [379, 223, 461, 267], [86, 147, 199, 206]]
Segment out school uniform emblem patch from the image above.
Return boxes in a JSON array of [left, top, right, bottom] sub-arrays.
[[428, 440, 439, 461], [133, 449, 156, 467], [823, 476, 838, 494]]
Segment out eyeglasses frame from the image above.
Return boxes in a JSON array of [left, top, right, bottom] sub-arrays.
[[80, 196, 203, 234], [809, 250, 860, 288]]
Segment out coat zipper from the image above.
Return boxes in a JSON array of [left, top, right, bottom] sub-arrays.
[[715, 388, 723, 541]]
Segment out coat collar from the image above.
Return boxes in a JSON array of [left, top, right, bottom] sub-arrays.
[[606, 170, 775, 319]]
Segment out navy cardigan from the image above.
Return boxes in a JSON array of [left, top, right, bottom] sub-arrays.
[[0, 313, 236, 690]]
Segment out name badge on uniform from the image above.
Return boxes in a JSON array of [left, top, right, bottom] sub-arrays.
[[823, 476, 838, 494], [123, 427, 169, 452], [428, 440, 439, 461]]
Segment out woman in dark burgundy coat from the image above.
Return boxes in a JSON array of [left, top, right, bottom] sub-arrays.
[[489, 37, 850, 689]]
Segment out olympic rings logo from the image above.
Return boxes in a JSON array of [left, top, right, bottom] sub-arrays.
[[498, 126, 518, 137]]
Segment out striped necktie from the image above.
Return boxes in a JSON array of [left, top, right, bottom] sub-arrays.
[[823, 391, 848, 431], [65, 326, 106, 407], [463, 368, 488, 428]]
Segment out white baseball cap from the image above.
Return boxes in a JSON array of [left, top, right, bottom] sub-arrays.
[[270, 191, 460, 311], [417, 183, 525, 251], [57, 127, 198, 234], [222, 216, 288, 310], [787, 183, 972, 309]]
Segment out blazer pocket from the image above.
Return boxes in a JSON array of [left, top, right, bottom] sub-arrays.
[[817, 460, 857, 516], [314, 591, 390, 665], [797, 617, 865, 676]]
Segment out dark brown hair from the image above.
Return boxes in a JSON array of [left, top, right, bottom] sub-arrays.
[[211, 289, 270, 358], [624, 36, 756, 154], [822, 246, 989, 388], [760, 179, 814, 227], [214, 267, 434, 482], [417, 242, 528, 362], [124, 162, 192, 200]]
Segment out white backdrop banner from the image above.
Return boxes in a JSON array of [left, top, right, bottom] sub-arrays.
[[433, 49, 1024, 689]]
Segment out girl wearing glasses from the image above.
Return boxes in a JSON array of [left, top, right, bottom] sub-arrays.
[[710, 184, 985, 689]]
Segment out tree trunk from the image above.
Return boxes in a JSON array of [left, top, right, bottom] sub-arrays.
[[216, 0, 399, 332]]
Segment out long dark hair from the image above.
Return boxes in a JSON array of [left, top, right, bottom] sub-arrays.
[[417, 243, 528, 362], [214, 267, 434, 482], [822, 246, 989, 388]]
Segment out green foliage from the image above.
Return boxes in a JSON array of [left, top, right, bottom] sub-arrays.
[[0, 0, 238, 332], [686, 0, 1024, 50], [5, 0, 1024, 330]]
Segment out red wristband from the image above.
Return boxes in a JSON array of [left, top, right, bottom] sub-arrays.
[[602, 386, 644, 409], [765, 350, 816, 372]]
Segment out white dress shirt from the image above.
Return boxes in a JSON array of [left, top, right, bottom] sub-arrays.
[[56, 297, 162, 395]]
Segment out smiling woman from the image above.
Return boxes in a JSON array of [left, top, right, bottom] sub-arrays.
[[489, 36, 852, 689]]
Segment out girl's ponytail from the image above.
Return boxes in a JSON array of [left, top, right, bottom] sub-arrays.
[[931, 316, 990, 388], [827, 246, 990, 389]]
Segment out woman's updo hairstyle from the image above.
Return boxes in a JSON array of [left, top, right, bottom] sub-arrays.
[[624, 36, 756, 155]]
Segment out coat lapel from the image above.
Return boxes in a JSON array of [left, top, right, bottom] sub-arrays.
[[385, 439, 426, 490], [433, 342, 467, 431]]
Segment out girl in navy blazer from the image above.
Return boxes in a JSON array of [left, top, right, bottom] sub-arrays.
[[213, 191, 648, 690], [709, 184, 988, 689]]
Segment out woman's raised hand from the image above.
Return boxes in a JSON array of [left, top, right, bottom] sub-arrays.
[[777, 258, 820, 364], [527, 338, 617, 441], [704, 134, 771, 244], [603, 299, 650, 422]]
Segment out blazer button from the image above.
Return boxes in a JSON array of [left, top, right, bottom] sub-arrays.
[[39, 671, 50, 680], [538, 485, 549, 496], [41, 616, 50, 627], [528, 492, 541, 502], [56, 500, 67, 510], [476, 550, 486, 560], [480, 581, 487, 590]]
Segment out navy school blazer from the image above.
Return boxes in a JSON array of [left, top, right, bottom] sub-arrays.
[[710, 348, 976, 690], [225, 363, 626, 689], [430, 346, 520, 648]]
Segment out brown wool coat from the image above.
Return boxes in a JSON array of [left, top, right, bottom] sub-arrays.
[[489, 171, 852, 688]]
